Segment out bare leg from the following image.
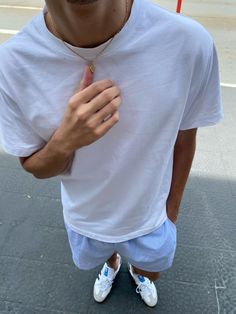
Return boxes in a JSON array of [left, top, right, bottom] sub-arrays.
[[106, 252, 119, 271], [132, 265, 160, 281]]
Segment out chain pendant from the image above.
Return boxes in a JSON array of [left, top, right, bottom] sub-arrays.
[[89, 63, 95, 74]]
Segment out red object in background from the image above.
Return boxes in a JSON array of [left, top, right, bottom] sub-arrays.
[[176, 0, 182, 13]]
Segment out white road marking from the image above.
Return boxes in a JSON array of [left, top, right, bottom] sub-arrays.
[[0, 29, 18, 35], [221, 83, 236, 88], [0, 5, 41, 10]]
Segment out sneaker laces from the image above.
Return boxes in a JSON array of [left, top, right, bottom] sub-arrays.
[[136, 279, 152, 296], [97, 273, 113, 291]]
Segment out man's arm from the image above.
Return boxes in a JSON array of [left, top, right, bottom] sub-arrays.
[[166, 128, 197, 223], [19, 135, 74, 179]]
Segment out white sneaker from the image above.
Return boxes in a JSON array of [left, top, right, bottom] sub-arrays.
[[93, 254, 122, 303], [128, 263, 158, 307]]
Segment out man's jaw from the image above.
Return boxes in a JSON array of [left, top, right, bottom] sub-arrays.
[[66, 0, 99, 5]]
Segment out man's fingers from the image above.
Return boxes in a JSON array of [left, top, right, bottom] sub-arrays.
[[95, 111, 120, 137], [76, 65, 94, 93], [73, 80, 114, 104], [90, 96, 121, 124], [86, 86, 120, 115]]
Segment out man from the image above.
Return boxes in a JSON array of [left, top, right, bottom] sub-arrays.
[[0, 0, 223, 308]]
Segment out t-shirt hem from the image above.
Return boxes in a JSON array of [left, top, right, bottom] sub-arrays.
[[179, 113, 224, 131], [63, 212, 168, 243]]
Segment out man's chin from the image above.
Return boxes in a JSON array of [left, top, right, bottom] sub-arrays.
[[66, 0, 99, 5]]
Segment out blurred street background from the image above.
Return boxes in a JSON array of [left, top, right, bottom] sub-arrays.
[[0, 1, 236, 313], [0, 0, 235, 84]]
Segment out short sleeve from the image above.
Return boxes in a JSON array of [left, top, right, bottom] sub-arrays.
[[0, 89, 45, 157], [179, 41, 224, 130]]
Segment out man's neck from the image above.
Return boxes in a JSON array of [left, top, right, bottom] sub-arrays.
[[45, 0, 133, 48]]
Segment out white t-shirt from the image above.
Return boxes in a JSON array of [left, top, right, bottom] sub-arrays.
[[0, 0, 223, 242]]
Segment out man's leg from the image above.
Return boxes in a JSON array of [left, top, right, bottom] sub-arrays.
[[106, 252, 120, 271], [106, 254, 160, 281], [94, 252, 122, 303], [128, 263, 158, 307], [124, 219, 177, 307], [132, 266, 160, 281]]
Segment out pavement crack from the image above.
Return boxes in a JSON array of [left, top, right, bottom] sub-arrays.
[[214, 278, 226, 314]]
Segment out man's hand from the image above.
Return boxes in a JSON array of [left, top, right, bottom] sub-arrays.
[[19, 66, 121, 179], [54, 65, 121, 155]]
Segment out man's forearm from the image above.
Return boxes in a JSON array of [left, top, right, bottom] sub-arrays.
[[167, 129, 197, 222], [20, 131, 74, 179]]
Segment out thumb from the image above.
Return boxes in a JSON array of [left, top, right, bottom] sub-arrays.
[[77, 65, 94, 93]]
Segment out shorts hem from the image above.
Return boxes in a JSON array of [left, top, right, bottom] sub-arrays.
[[72, 259, 105, 271]]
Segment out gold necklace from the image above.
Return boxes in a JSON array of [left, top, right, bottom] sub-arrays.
[[54, 0, 129, 74]]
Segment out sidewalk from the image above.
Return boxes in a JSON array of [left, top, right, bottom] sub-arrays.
[[0, 1, 236, 313]]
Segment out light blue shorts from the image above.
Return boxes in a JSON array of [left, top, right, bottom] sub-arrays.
[[65, 217, 177, 272]]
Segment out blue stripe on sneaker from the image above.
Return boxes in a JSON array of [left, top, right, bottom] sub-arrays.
[[138, 275, 145, 283], [104, 267, 109, 276]]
